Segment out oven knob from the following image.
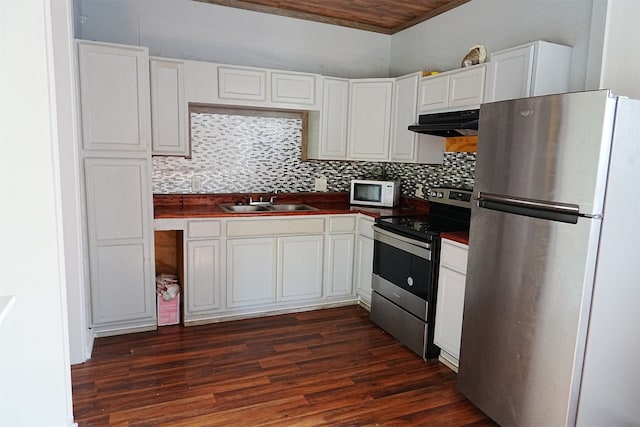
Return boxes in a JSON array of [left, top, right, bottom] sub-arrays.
[[407, 277, 414, 287], [437, 191, 444, 198], [430, 191, 437, 197]]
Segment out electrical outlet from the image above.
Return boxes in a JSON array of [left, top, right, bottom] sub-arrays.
[[314, 177, 327, 192], [191, 176, 202, 192]]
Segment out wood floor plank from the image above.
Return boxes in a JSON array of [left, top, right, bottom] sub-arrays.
[[72, 306, 495, 426]]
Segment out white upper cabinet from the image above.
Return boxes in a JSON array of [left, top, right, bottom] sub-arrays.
[[390, 72, 420, 162], [485, 40, 572, 103], [184, 59, 218, 105], [449, 65, 486, 108], [217, 65, 267, 102], [348, 79, 394, 160], [419, 64, 486, 113], [418, 74, 450, 112], [150, 57, 189, 157], [311, 77, 350, 160], [216, 65, 320, 110], [271, 71, 318, 108], [77, 41, 150, 152]]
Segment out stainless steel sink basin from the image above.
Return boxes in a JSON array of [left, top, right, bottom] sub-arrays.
[[268, 204, 318, 212], [219, 204, 270, 213], [219, 203, 318, 213]]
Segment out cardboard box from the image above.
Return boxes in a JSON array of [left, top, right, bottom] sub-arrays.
[[157, 294, 180, 326]]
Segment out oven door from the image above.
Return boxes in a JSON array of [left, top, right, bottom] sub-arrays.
[[373, 227, 434, 300]]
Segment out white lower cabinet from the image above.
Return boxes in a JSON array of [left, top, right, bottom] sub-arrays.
[[161, 214, 361, 325], [226, 237, 277, 308], [226, 234, 324, 307], [225, 217, 327, 310], [354, 216, 375, 306], [278, 235, 324, 302], [434, 238, 469, 371], [185, 239, 222, 314], [325, 215, 357, 297], [325, 233, 355, 297], [84, 157, 156, 333], [184, 220, 223, 319]]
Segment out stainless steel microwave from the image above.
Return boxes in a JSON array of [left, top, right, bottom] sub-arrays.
[[350, 179, 400, 207]]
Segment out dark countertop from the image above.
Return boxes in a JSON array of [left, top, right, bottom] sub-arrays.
[[153, 192, 430, 219], [441, 231, 470, 245]]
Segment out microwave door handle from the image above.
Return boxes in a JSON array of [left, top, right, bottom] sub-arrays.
[[477, 192, 580, 224]]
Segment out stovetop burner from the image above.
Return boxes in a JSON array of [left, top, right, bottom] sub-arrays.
[[374, 187, 473, 242], [376, 214, 469, 242]]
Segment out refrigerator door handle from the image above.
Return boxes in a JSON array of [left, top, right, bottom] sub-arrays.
[[477, 192, 580, 224]]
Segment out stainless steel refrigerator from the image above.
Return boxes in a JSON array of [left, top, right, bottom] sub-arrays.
[[457, 90, 640, 426]]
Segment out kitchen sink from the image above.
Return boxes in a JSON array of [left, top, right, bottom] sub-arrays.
[[219, 203, 318, 213], [267, 204, 318, 212], [220, 204, 270, 213]]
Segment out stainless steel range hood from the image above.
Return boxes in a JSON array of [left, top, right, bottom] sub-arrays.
[[408, 109, 479, 137]]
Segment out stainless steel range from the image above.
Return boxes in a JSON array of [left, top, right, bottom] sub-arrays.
[[370, 187, 472, 359]]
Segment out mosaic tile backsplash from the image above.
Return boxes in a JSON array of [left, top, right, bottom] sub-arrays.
[[152, 112, 476, 199]]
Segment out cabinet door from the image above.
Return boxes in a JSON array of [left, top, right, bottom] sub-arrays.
[[226, 238, 276, 307], [354, 235, 374, 305], [348, 80, 393, 160], [217, 66, 267, 102], [84, 158, 155, 327], [418, 74, 450, 112], [185, 239, 221, 314], [485, 45, 535, 103], [449, 65, 486, 109], [318, 77, 350, 159], [325, 233, 355, 297], [184, 59, 218, 104], [77, 41, 150, 152], [390, 73, 420, 162], [434, 266, 467, 363], [271, 71, 317, 108], [150, 58, 189, 156], [278, 235, 324, 302]]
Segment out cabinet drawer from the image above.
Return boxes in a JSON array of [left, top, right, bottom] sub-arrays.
[[187, 220, 221, 238], [440, 238, 468, 274], [154, 218, 185, 231], [357, 216, 375, 238], [328, 215, 356, 233], [227, 218, 324, 237]]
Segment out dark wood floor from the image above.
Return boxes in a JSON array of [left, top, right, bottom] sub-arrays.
[[72, 306, 495, 426]]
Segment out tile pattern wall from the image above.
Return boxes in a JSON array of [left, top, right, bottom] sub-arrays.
[[152, 113, 475, 198]]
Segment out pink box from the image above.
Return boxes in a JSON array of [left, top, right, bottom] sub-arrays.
[[157, 294, 180, 326]]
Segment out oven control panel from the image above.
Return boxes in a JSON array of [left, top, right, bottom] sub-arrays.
[[428, 187, 472, 208]]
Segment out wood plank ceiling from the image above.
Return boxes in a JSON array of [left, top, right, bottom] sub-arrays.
[[194, 0, 471, 34]]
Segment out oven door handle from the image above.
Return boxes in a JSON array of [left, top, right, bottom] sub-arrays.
[[373, 227, 432, 260]]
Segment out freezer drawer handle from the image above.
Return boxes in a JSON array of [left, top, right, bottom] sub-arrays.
[[477, 192, 580, 224]]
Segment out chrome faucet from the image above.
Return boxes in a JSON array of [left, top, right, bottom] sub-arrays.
[[269, 189, 279, 204]]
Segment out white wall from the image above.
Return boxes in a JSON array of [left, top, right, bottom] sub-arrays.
[[390, 0, 599, 91], [0, 0, 75, 425], [77, 0, 390, 78], [599, 0, 640, 98]]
